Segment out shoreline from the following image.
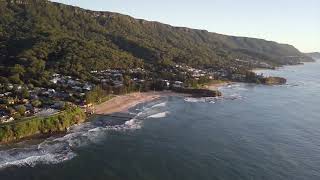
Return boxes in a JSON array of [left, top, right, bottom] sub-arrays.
[[94, 91, 188, 115], [0, 85, 228, 145], [94, 83, 229, 115], [204, 81, 233, 90]]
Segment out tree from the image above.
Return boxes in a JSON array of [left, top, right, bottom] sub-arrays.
[[0, 76, 9, 84], [15, 105, 26, 116], [85, 85, 105, 104], [9, 74, 22, 84], [11, 64, 25, 76], [31, 100, 42, 107], [7, 107, 16, 115], [21, 88, 30, 98]]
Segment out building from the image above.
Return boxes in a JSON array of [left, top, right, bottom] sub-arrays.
[[173, 81, 184, 88]]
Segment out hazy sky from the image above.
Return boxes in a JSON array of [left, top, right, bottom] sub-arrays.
[[51, 0, 319, 52]]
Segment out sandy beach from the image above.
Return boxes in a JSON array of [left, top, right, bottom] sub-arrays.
[[95, 92, 159, 115], [94, 91, 183, 115], [94, 82, 229, 115]]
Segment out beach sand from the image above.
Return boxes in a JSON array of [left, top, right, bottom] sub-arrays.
[[94, 91, 183, 115], [94, 82, 229, 115]]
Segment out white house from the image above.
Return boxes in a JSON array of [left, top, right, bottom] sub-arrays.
[[173, 81, 184, 88]]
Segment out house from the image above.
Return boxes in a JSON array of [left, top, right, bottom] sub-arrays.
[[113, 81, 123, 87], [48, 89, 56, 93], [0, 115, 9, 123], [25, 104, 34, 111], [51, 101, 65, 110], [1, 117, 14, 123], [72, 86, 82, 92], [161, 80, 170, 87], [30, 94, 39, 100], [83, 84, 92, 91], [50, 77, 61, 84], [16, 85, 22, 90], [53, 73, 60, 77], [0, 110, 6, 116], [6, 98, 15, 105], [101, 79, 109, 83], [67, 79, 77, 86], [173, 81, 184, 88], [4, 92, 12, 96], [7, 84, 13, 90], [25, 110, 31, 115], [20, 99, 29, 104]]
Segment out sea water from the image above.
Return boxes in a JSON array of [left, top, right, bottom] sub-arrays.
[[0, 60, 319, 180]]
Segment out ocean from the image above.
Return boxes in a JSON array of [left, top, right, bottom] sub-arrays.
[[0, 59, 319, 180]]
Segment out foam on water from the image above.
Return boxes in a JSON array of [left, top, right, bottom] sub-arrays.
[[184, 97, 223, 104], [0, 151, 76, 169], [105, 118, 142, 131], [0, 138, 77, 169], [0, 99, 171, 169], [151, 102, 167, 108], [184, 97, 206, 103], [148, 111, 170, 118], [0, 120, 113, 169]]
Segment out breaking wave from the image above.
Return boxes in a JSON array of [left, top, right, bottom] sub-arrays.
[[105, 118, 142, 131], [184, 97, 222, 103], [151, 102, 167, 108], [147, 111, 170, 118], [0, 99, 170, 170]]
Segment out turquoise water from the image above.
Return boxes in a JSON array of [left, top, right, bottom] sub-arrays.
[[0, 60, 320, 180]]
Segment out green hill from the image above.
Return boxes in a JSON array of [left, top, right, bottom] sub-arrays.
[[0, 0, 313, 84]]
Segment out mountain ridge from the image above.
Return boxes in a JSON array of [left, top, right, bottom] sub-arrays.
[[48, 1, 309, 50], [49, 0, 313, 64], [0, 0, 313, 85]]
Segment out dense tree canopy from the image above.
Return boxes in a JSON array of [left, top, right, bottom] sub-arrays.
[[0, 0, 312, 85]]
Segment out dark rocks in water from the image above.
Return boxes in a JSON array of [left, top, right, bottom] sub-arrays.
[[262, 77, 287, 85], [173, 88, 222, 97]]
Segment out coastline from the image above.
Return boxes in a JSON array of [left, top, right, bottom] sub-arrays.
[[94, 91, 188, 115], [204, 81, 233, 91], [0, 84, 227, 144], [94, 83, 228, 115], [0, 106, 86, 144]]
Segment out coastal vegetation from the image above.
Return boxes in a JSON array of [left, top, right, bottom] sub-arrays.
[[261, 77, 287, 85], [0, 0, 313, 87], [173, 88, 222, 97], [0, 105, 86, 143]]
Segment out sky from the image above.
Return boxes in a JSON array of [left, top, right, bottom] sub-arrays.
[[51, 0, 320, 52]]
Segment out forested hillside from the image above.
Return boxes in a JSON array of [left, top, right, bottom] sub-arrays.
[[0, 0, 313, 85]]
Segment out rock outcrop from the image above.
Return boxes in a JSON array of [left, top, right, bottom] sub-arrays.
[[262, 77, 287, 85], [173, 88, 222, 97]]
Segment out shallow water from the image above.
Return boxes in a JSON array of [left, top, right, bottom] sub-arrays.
[[0, 60, 320, 180]]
